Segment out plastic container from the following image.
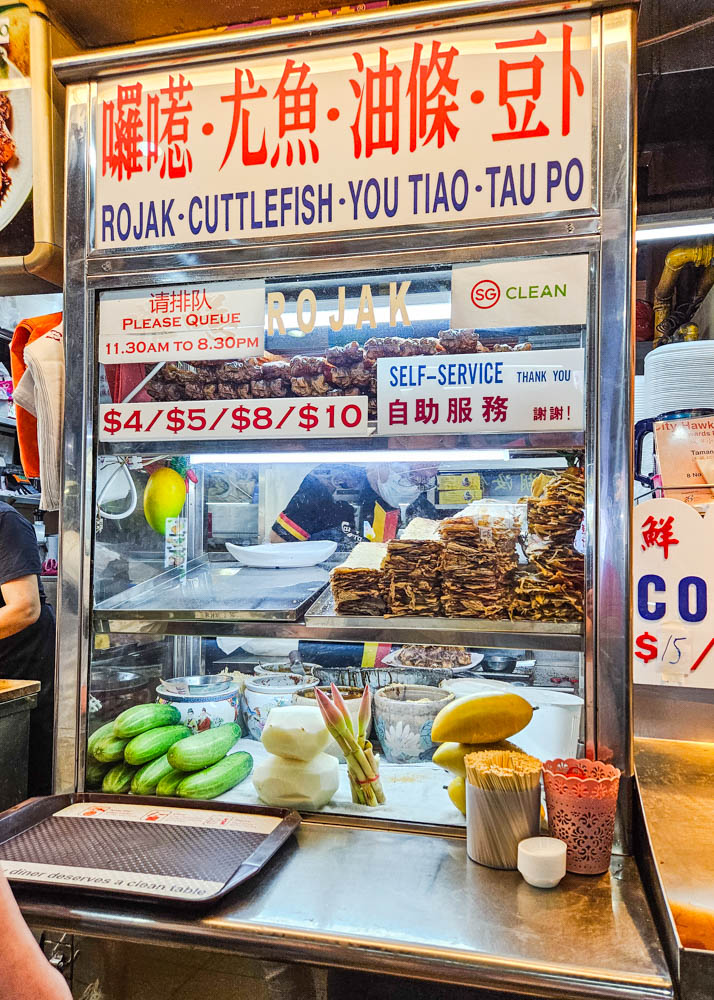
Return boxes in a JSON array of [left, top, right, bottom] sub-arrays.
[[543, 758, 621, 875], [513, 688, 583, 761], [466, 781, 541, 870], [517, 837, 567, 888]]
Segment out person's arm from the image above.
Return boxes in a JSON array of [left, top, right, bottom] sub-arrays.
[[0, 575, 41, 640], [269, 529, 286, 543], [0, 872, 72, 1000]]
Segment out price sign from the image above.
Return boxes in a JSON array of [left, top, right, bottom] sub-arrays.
[[99, 396, 368, 442], [99, 280, 265, 365], [634, 498, 714, 688]]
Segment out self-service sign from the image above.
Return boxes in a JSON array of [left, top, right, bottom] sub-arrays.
[[634, 499, 714, 688], [376, 347, 584, 436], [94, 15, 592, 248]]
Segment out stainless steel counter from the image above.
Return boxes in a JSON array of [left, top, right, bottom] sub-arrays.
[[635, 738, 714, 1000], [19, 822, 671, 1000]]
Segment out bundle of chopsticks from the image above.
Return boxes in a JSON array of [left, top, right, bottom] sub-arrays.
[[464, 749, 543, 869]]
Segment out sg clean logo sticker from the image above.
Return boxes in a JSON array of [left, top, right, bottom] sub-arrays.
[[471, 279, 501, 309], [453, 255, 588, 329]]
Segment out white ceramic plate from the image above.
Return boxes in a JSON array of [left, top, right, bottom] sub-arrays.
[[381, 649, 484, 673], [226, 540, 338, 568], [0, 68, 32, 233]]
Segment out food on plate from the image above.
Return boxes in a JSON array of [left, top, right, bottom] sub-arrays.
[[113, 702, 182, 739], [439, 501, 521, 619], [433, 739, 523, 777], [330, 541, 388, 616], [102, 761, 137, 794], [131, 753, 176, 795], [0, 93, 14, 203], [447, 776, 466, 815], [431, 691, 533, 744], [382, 518, 443, 616], [176, 751, 254, 799], [253, 750, 339, 809], [167, 722, 242, 771], [124, 725, 192, 766], [143, 467, 186, 535], [261, 706, 330, 762], [396, 645, 471, 669]]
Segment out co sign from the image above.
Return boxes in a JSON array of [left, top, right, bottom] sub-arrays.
[[471, 279, 500, 309]]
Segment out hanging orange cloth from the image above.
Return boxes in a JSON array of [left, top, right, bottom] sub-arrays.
[[10, 312, 63, 477]]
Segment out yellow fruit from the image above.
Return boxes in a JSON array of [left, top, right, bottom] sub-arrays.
[[447, 776, 466, 815], [143, 467, 186, 535], [431, 691, 533, 745], [433, 739, 522, 777]]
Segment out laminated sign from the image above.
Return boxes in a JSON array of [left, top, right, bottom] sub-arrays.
[[99, 280, 265, 364], [95, 15, 593, 247], [634, 498, 714, 689], [377, 347, 584, 436]]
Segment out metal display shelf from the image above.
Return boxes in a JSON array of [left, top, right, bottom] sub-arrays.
[[94, 556, 329, 623], [303, 588, 584, 651], [98, 429, 585, 457], [94, 578, 584, 652]]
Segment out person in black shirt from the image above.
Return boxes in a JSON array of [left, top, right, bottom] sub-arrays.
[[270, 463, 438, 547], [0, 502, 56, 796]]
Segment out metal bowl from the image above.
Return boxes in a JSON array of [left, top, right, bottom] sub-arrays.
[[483, 654, 518, 674]]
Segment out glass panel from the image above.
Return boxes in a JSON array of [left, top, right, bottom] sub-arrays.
[[90, 254, 590, 820]]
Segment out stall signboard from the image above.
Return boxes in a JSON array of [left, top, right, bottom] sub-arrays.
[[99, 280, 266, 364], [451, 254, 589, 329], [376, 347, 584, 436], [634, 498, 714, 688], [99, 394, 369, 442], [94, 15, 592, 249]]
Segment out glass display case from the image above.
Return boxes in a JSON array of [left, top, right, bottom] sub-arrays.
[[55, 0, 635, 836]]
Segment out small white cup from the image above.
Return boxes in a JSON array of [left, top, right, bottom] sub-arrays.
[[517, 837, 567, 889]]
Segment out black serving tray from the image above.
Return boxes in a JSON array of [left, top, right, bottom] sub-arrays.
[[0, 793, 300, 909]]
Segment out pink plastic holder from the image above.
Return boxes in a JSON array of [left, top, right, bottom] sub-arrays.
[[543, 758, 621, 875]]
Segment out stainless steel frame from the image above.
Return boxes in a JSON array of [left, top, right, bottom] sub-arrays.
[[54, 0, 637, 856]]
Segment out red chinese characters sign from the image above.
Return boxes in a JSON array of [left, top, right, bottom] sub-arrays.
[[634, 499, 714, 689], [95, 16, 592, 248]]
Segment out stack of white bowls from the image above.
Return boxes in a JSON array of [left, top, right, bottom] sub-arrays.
[[644, 341, 714, 415]]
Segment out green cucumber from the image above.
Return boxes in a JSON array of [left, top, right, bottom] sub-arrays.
[[178, 752, 253, 800], [113, 703, 181, 739], [85, 757, 111, 789], [131, 753, 176, 795], [124, 725, 191, 766], [167, 723, 242, 772], [156, 769, 186, 797], [87, 721, 117, 759], [102, 761, 137, 794], [93, 733, 131, 763]]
